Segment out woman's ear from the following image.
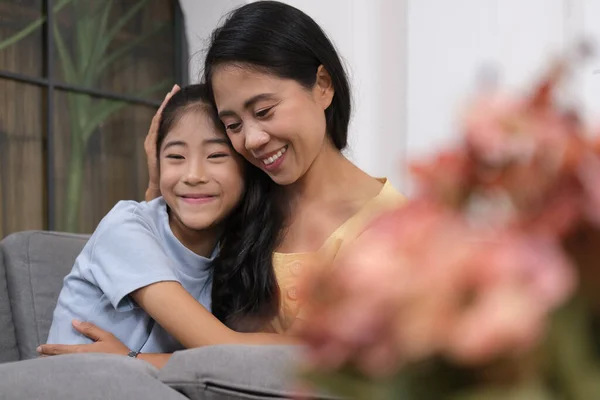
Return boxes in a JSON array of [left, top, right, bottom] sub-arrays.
[[314, 65, 335, 110]]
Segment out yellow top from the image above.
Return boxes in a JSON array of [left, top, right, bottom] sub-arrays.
[[269, 178, 405, 332]]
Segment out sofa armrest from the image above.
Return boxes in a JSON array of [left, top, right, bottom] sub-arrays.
[[158, 345, 340, 400], [1, 231, 89, 360], [0, 240, 19, 363]]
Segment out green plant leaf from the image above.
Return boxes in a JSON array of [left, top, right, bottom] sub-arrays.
[[74, 1, 96, 76], [98, 0, 152, 54], [80, 78, 171, 143], [0, 0, 75, 51], [451, 381, 557, 400], [546, 299, 600, 400], [81, 0, 114, 84], [96, 22, 168, 76], [53, 17, 78, 84], [302, 368, 402, 400]]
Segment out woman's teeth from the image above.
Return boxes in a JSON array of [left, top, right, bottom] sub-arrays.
[[262, 146, 287, 165]]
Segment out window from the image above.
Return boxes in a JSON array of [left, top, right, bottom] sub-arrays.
[[0, 0, 188, 236]]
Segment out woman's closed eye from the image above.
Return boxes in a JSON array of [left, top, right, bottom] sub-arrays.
[[225, 122, 242, 133], [255, 106, 274, 119], [166, 154, 185, 160]]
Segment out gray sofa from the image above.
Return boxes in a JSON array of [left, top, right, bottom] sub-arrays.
[[0, 231, 333, 400]]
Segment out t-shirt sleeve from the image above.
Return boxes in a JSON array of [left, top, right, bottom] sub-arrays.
[[85, 202, 179, 311]]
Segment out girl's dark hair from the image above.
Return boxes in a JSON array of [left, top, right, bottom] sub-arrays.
[[156, 84, 222, 159], [157, 84, 284, 331], [203, 0, 351, 150]]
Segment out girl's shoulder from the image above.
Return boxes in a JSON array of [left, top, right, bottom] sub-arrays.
[[94, 197, 167, 236]]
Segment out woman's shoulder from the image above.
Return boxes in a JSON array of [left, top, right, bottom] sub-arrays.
[[376, 178, 406, 204], [329, 178, 404, 246]]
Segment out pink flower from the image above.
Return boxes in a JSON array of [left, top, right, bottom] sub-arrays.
[[297, 202, 576, 377], [462, 92, 533, 165], [297, 201, 472, 375], [447, 233, 576, 364], [410, 150, 474, 208], [297, 57, 594, 392]]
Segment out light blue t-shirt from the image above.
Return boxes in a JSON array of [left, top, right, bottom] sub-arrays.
[[47, 197, 215, 353]]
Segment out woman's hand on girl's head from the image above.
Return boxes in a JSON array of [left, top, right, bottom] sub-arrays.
[[37, 320, 129, 357], [145, 84, 180, 202]]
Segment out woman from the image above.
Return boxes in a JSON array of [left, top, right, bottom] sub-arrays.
[[38, 0, 404, 365]]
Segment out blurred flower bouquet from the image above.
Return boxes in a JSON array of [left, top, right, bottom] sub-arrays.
[[297, 49, 600, 400]]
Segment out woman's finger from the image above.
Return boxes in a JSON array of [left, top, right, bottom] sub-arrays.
[[154, 84, 180, 124], [145, 85, 180, 150]]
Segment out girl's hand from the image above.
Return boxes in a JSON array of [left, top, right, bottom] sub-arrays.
[[144, 84, 180, 202], [37, 320, 129, 356]]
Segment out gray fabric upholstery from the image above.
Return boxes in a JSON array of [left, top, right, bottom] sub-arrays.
[[0, 353, 187, 400], [159, 345, 337, 400], [1, 231, 89, 360], [0, 242, 18, 363], [0, 231, 336, 400]]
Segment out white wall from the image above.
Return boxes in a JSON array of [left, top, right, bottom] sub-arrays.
[[264, 0, 408, 188], [405, 0, 600, 192], [180, 0, 409, 188], [179, 0, 246, 82], [180, 0, 600, 194], [567, 0, 600, 126]]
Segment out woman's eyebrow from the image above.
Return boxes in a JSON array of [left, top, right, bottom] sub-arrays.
[[218, 93, 277, 119]]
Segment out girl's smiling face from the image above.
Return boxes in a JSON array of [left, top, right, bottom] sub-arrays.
[[159, 109, 245, 232]]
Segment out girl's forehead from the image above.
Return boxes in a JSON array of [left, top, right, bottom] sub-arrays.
[[165, 111, 227, 142]]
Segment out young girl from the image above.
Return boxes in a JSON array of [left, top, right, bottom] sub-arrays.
[[39, 0, 404, 366], [46, 84, 287, 366]]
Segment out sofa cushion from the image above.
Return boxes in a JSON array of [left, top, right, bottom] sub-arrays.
[[1, 231, 89, 360], [159, 345, 339, 400], [0, 353, 188, 400], [0, 242, 18, 363]]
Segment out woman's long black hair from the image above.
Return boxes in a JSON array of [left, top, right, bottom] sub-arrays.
[[157, 84, 285, 331]]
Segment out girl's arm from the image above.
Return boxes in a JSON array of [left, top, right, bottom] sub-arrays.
[[131, 281, 297, 348], [38, 282, 298, 368], [39, 321, 173, 369]]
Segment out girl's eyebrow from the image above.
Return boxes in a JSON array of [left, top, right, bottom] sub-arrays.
[[162, 140, 187, 151], [203, 138, 230, 145]]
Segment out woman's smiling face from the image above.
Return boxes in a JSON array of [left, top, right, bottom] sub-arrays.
[[212, 64, 334, 186]]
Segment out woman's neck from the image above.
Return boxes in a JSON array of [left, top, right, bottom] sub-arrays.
[[168, 213, 219, 258], [285, 139, 365, 203]]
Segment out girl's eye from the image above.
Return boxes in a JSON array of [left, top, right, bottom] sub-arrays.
[[166, 154, 184, 160], [255, 106, 274, 118], [208, 153, 229, 159], [225, 122, 242, 132]]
